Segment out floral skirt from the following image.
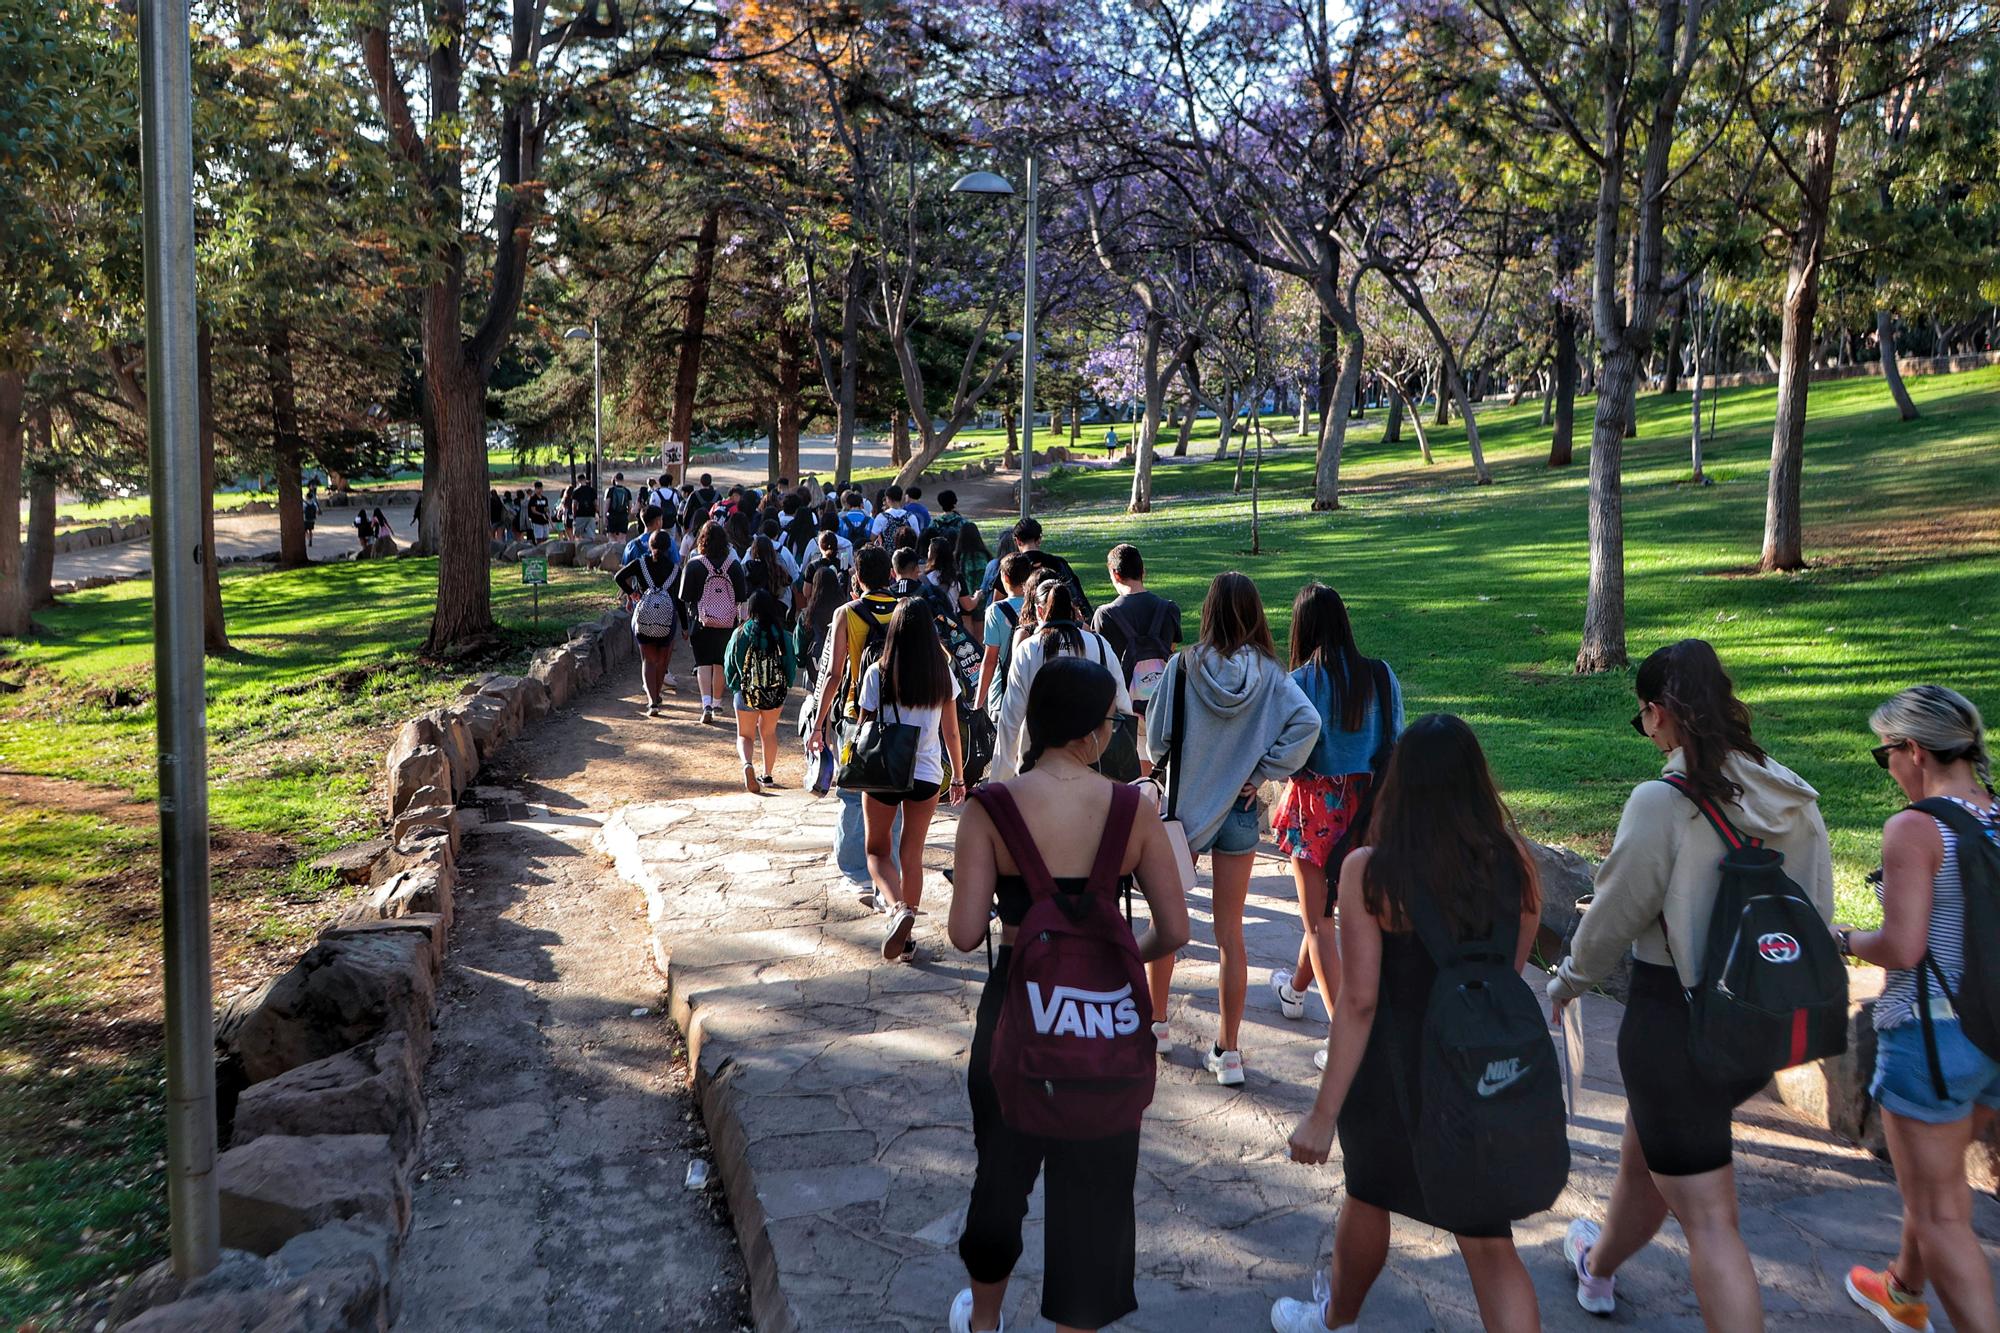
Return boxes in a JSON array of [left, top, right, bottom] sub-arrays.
[[1273, 771, 1369, 868]]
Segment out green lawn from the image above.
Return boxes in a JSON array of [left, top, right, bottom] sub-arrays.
[[0, 554, 625, 1325], [1037, 368, 2000, 928]]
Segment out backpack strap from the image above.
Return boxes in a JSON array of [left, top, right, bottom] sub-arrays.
[[1163, 655, 1188, 821], [1086, 783, 1141, 898], [971, 784, 1059, 902], [1657, 773, 1763, 849], [997, 600, 1020, 629]]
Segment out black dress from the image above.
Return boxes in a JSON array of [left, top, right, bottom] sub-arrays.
[[1336, 926, 1514, 1238]]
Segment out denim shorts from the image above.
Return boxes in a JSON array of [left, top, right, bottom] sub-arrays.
[[1871, 1017, 2000, 1124], [1197, 795, 1262, 857]]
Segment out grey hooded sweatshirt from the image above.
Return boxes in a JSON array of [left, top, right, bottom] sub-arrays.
[[1143, 646, 1320, 853]]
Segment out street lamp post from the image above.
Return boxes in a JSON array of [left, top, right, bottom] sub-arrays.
[[563, 322, 602, 493], [952, 157, 1037, 524]]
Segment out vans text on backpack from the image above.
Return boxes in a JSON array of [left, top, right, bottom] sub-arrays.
[[1390, 874, 1570, 1234], [970, 782, 1157, 1138], [1658, 773, 1848, 1082]]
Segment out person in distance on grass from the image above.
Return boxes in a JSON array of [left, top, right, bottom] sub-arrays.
[[1548, 639, 1831, 1328], [944, 656, 1190, 1333], [1275, 714, 1544, 1333], [724, 589, 796, 794], [1836, 686, 2000, 1333], [1270, 583, 1401, 1070], [615, 527, 682, 716], [1142, 572, 1318, 1085]]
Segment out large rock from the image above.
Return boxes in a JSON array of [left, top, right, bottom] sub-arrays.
[[218, 933, 436, 1084], [352, 861, 454, 936], [386, 744, 448, 820], [544, 539, 577, 567], [464, 673, 531, 735], [390, 805, 459, 859], [217, 1133, 408, 1255], [528, 647, 578, 711], [1529, 840, 1628, 1001], [447, 692, 515, 761], [309, 838, 390, 887], [321, 914, 447, 971], [231, 1033, 424, 1164], [421, 708, 477, 798]]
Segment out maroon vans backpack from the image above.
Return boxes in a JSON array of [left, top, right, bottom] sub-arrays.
[[971, 781, 1157, 1139]]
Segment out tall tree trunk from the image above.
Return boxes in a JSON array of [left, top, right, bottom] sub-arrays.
[[414, 406, 440, 555], [1577, 348, 1635, 671], [833, 246, 863, 490], [1384, 386, 1404, 444], [23, 466, 55, 610], [196, 327, 230, 655], [1314, 311, 1338, 427], [1128, 311, 1167, 513], [777, 325, 803, 482], [1431, 361, 1451, 426], [268, 324, 308, 568], [1661, 292, 1685, 393], [1068, 397, 1081, 447], [670, 207, 722, 479], [1005, 405, 1018, 456], [1173, 392, 1195, 457], [891, 413, 910, 466], [1544, 300, 1576, 466], [1311, 333, 1365, 509], [423, 353, 494, 654], [1761, 0, 1852, 574], [0, 371, 25, 637], [1875, 304, 1918, 420], [1212, 386, 1235, 461]]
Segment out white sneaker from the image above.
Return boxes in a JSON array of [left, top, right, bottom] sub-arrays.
[[882, 905, 916, 960], [1204, 1044, 1246, 1087], [1151, 1021, 1174, 1056], [1565, 1217, 1617, 1315], [948, 1287, 1004, 1333], [1270, 1291, 1353, 1332], [662, 672, 681, 693], [1313, 1045, 1329, 1072], [1272, 969, 1308, 1020]]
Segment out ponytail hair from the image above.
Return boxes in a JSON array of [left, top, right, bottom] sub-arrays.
[[1021, 656, 1117, 774], [1873, 685, 1991, 787], [1033, 579, 1087, 658], [1635, 639, 1766, 809]]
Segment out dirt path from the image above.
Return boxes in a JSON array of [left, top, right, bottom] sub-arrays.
[[392, 644, 756, 1333]]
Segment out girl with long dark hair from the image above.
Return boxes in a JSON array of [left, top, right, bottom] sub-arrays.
[[860, 600, 966, 962], [1276, 714, 1542, 1332], [991, 580, 1133, 782], [1142, 572, 1319, 1084], [1548, 640, 1831, 1328], [1271, 584, 1403, 1066], [795, 564, 845, 694], [674, 520, 748, 726], [944, 657, 1190, 1333]]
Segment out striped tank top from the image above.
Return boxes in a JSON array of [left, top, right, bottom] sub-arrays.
[[1874, 795, 2000, 1031]]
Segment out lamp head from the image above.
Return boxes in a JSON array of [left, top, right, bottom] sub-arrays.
[[562, 326, 592, 340], [951, 170, 1016, 197]]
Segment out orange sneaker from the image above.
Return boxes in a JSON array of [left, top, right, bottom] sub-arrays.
[[1845, 1266, 1934, 1333]]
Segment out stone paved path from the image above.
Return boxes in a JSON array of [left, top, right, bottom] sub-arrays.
[[393, 657, 754, 1332], [603, 784, 2000, 1332]]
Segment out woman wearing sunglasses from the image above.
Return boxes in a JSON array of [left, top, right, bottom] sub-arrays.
[[1835, 685, 1999, 1333], [1546, 640, 1832, 1329]]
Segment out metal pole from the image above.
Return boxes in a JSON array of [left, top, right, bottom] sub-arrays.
[[1020, 152, 1038, 525], [591, 318, 603, 492], [140, 0, 220, 1280]]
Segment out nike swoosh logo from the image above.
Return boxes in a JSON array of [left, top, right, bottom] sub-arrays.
[[1477, 1068, 1526, 1097]]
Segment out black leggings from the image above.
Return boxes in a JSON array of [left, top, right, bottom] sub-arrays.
[[1620, 962, 1768, 1177], [959, 947, 1140, 1330]]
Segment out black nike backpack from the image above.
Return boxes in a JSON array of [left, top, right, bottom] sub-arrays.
[[1392, 875, 1569, 1235], [1661, 774, 1847, 1083]]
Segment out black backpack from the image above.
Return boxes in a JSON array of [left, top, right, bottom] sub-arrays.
[[1390, 871, 1569, 1234], [985, 600, 1021, 713], [1910, 798, 2000, 1098], [1661, 774, 1847, 1082], [1102, 599, 1176, 700]]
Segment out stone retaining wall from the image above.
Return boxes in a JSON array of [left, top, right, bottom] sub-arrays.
[[107, 610, 636, 1331], [52, 516, 153, 553]]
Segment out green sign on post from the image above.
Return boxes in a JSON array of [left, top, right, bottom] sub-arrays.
[[521, 554, 548, 623]]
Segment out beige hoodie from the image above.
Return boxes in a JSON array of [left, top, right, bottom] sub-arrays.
[[1548, 748, 1834, 1003]]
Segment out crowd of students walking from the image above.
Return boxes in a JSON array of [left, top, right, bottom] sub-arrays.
[[605, 475, 1999, 1333]]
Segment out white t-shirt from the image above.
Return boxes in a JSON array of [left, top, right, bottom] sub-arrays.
[[870, 507, 911, 539], [857, 661, 961, 786]]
